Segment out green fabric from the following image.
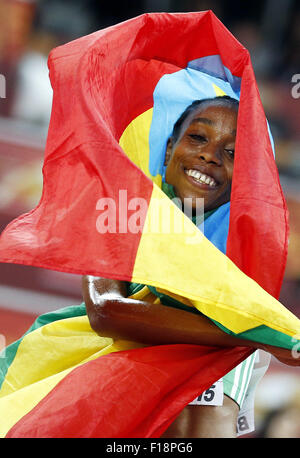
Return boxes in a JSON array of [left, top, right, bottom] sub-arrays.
[[148, 286, 296, 350], [161, 182, 177, 200], [126, 282, 145, 296], [148, 285, 296, 349], [0, 304, 87, 390], [147, 285, 202, 316], [223, 323, 296, 350], [133, 285, 296, 350]]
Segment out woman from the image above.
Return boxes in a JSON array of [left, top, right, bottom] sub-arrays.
[[83, 96, 295, 438], [0, 12, 299, 439]]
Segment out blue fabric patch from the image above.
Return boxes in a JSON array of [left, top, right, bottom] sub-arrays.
[[147, 56, 238, 253], [187, 55, 241, 94], [200, 202, 230, 254]]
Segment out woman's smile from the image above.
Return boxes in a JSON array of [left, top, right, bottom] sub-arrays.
[[184, 167, 218, 188]]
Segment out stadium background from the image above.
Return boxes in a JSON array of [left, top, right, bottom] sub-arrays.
[[0, 0, 299, 437]]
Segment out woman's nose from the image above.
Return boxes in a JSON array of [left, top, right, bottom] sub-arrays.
[[198, 145, 222, 165]]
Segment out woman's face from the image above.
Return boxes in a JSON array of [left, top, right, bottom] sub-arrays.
[[165, 104, 237, 212]]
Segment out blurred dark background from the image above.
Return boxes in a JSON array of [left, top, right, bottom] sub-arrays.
[[0, 0, 299, 438]]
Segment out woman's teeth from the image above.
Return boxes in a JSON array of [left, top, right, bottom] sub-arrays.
[[185, 169, 217, 187]]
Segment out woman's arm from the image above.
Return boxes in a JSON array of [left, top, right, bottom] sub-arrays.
[[82, 275, 299, 366], [83, 275, 252, 347]]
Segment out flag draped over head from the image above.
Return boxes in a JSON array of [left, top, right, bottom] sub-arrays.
[[0, 11, 299, 438]]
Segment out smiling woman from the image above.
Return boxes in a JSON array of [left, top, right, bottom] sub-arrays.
[[164, 96, 238, 212], [0, 11, 298, 440], [82, 96, 282, 438]]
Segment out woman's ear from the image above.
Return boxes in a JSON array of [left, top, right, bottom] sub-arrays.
[[164, 138, 173, 166]]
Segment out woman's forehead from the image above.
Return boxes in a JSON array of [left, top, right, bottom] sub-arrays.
[[180, 103, 238, 134], [190, 102, 237, 121]]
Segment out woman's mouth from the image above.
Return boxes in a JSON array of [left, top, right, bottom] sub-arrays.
[[184, 168, 218, 188]]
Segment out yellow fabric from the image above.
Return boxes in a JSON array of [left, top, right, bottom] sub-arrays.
[[119, 108, 162, 187], [212, 83, 227, 96], [132, 184, 300, 337], [0, 316, 143, 438], [130, 285, 161, 304]]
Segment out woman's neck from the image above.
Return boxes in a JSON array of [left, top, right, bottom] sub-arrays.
[[161, 182, 218, 225]]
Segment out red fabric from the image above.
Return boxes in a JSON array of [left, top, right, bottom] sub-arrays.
[[6, 344, 253, 438], [0, 11, 287, 291], [227, 61, 289, 298]]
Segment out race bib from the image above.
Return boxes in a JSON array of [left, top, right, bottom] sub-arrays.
[[189, 379, 224, 406], [236, 408, 255, 436]]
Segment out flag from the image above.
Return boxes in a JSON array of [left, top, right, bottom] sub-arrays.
[[0, 11, 299, 438], [0, 303, 253, 438]]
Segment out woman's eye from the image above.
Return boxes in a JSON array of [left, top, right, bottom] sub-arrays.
[[225, 149, 235, 158], [189, 134, 206, 142]]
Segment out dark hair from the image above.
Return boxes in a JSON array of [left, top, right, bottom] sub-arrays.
[[171, 96, 239, 143]]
